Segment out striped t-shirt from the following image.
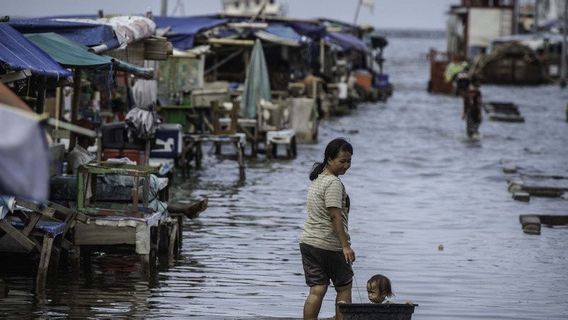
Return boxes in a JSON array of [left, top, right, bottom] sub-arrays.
[[300, 174, 350, 251]]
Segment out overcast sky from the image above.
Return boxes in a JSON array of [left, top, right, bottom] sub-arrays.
[[3, 0, 460, 30]]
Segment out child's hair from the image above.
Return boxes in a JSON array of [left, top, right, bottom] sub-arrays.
[[309, 138, 353, 181], [367, 274, 394, 298]]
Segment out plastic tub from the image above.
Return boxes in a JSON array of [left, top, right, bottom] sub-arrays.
[[338, 303, 417, 320]]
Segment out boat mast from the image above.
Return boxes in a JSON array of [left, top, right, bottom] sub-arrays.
[[561, 0, 567, 87]]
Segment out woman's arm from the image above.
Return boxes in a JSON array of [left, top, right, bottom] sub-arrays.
[[329, 207, 355, 264]]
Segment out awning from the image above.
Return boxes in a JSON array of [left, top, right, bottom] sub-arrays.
[[0, 23, 71, 78], [25, 32, 154, 79], [285, 21, 326, 39], [325, 32, 370, 53], [255, 24, 302, 47], [154, 16, 228, 50], [9, 18, 120, 50], [56, 16, 156, 52]]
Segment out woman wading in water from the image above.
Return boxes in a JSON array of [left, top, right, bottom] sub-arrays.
[[300, 138, 355, 320]]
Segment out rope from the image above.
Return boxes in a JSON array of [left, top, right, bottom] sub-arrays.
[[351, 263, 364, 303]]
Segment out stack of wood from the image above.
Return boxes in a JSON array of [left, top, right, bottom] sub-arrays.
[[144, 36, 173, 61]]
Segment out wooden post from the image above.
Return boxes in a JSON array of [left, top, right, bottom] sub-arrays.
[[237, 141, 245, 180], [141, 254, 151, 276], [54, 87, 61, 141], [69, 69, 82, 151], [560, 0, 568, 88], [195, 141, 202, 168], [35, 76, 46, 114], [0, 279, 8, 298], [168, 223, 178, 266], [320, 38, 325, 74], [243, 49, 250, 81], [132, 175, 140, 213], [96, 131, 102, 162], [70, 246, 81, 279], [176, 214, 183, 251], [36, 234, 54, 293]]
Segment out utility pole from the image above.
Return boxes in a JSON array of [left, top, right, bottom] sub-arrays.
[[533, 0, 539, 32], [513, 0, 519, 34], [561, 0, 567, 88], [353, 0, 362, 25], [161, 0, 168, 16]]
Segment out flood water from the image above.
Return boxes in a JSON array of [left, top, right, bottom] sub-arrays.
[[1, 31, 568, 319]]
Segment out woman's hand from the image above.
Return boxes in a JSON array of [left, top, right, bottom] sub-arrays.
[[343, 245, 355, 264]]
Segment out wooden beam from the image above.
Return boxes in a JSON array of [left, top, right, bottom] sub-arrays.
[[48, 201, 89, 223], [15, 200, 55, 218], [0, 70, 31, 83], [207, 38, 255, 46], [21, 213, 42, 236], [0, 221, 35, 252]]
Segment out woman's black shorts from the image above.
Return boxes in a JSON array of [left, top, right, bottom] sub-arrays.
[[299, 242, 353, 287]]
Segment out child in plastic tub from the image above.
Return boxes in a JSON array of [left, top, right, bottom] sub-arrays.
[[367, 274, 394, 304]]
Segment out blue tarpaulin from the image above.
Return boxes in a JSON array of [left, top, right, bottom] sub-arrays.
[[154, 16, 227, 50], [9, 18, 120, 49], [285, 21, 326, 39], [325, 32, 370, 53], [255, 24, 303, 46], [0, 23, 71, 78]]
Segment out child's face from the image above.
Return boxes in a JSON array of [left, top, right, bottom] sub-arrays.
[[367, 282, 387, 304]]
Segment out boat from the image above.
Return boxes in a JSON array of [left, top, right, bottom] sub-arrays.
[[483, 101, 525, 122]]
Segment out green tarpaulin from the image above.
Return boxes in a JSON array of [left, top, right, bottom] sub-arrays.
[[25, 32, 153, 79], [241, 39, 271, 119]]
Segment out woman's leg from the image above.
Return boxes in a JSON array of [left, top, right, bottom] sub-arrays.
[[335, 282, 352, 320], [304, 284, 328, 320]]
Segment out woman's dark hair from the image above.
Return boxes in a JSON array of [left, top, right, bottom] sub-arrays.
[[368, 274, 394, 297], [309, 138, 353, 180]]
